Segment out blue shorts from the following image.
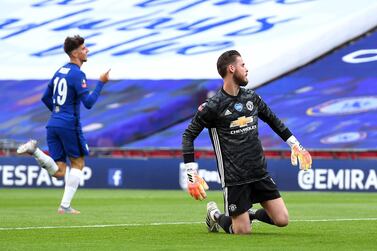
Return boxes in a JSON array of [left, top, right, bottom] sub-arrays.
[[46, 127, 89, 162]]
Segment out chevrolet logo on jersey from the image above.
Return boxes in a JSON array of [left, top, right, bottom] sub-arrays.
[[230, 116, 253, 128]]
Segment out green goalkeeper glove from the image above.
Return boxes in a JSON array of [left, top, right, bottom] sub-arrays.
[[185, 162, 209, 200], [286, 136, 312, 171]]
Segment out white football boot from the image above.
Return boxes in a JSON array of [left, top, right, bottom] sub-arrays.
[[17, 139, 37, 155], [206, 201, 220, 232]]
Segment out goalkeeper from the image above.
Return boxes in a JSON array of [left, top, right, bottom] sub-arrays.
[[182, 50, 312, 234]]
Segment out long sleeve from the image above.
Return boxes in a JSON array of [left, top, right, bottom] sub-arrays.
[[182, 101, 217, 163], [182, 114, 205, 163], [80, 81, 105, 109], [41, 83, 53, 112]]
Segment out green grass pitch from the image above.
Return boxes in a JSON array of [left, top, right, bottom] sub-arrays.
[[0, 189, 376, 250]]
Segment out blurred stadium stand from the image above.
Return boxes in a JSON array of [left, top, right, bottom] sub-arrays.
[[1, 1, 377, 159], [121, 30, 377, 159], [0, 79, 220, 148], [1, 1, 377, 191]]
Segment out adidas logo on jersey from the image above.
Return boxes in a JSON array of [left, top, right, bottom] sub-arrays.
[[224, 109, 232, 116]]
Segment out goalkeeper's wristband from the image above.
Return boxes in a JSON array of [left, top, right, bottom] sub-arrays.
[[185, 162, 199, 183], [286, 135, 300, 148], [184, 162, 199, 170]]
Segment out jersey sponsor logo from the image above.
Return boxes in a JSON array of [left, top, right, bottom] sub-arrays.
[[82, 79, 87, 88], [230, 125, 256, 135], [230, 116, 253, 128], [234, 103, 243, 112], [58, 67, 70, 74], [230, 116, 255, 134], [246, 101, 254, 111]]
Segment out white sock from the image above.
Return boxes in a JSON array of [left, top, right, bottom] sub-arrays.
[[60, 168, 82, 208], [33, 148, 58, 175]]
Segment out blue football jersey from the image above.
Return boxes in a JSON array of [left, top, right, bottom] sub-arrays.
[[44, 63, 89, 130]]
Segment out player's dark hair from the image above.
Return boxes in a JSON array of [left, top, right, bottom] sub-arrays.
[[64, 35, 85, 56], [217, 50, 241, 78]]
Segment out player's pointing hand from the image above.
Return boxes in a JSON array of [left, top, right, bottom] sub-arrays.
[[99, 68, 111, 83]]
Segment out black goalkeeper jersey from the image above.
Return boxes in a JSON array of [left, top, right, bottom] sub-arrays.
[[182, 87, 292, 187]]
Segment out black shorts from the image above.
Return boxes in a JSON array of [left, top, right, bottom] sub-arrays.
[[224, 176, 281, 216]]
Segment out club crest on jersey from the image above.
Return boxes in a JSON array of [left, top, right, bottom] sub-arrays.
[[234, 103, 243, 112], [198, 102, 207, 112], [246, 101, 254, 111], [82, 79, 87, 88]]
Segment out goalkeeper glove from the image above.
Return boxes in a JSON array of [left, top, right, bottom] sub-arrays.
[[286, 136, 312, 171], [184, 162, 209, 200]]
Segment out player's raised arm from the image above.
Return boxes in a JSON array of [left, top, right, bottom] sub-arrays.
[[79, 69, 111, 109]]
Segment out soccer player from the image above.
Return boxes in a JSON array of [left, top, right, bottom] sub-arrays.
[[182, 50, 312, 234], [17, 35, 111, 214]]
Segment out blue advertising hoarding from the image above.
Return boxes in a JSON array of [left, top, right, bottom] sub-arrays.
[[1, 157, 375, 192]]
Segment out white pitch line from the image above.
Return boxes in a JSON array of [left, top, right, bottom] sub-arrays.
[[0, 221, 203, 231], [0, 218, 376, 231]]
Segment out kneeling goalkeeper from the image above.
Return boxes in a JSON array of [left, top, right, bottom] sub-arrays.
[[182, 50, 312, 234]]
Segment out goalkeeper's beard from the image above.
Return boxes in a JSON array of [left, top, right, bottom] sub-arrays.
[[233, 71, 248, 86]]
